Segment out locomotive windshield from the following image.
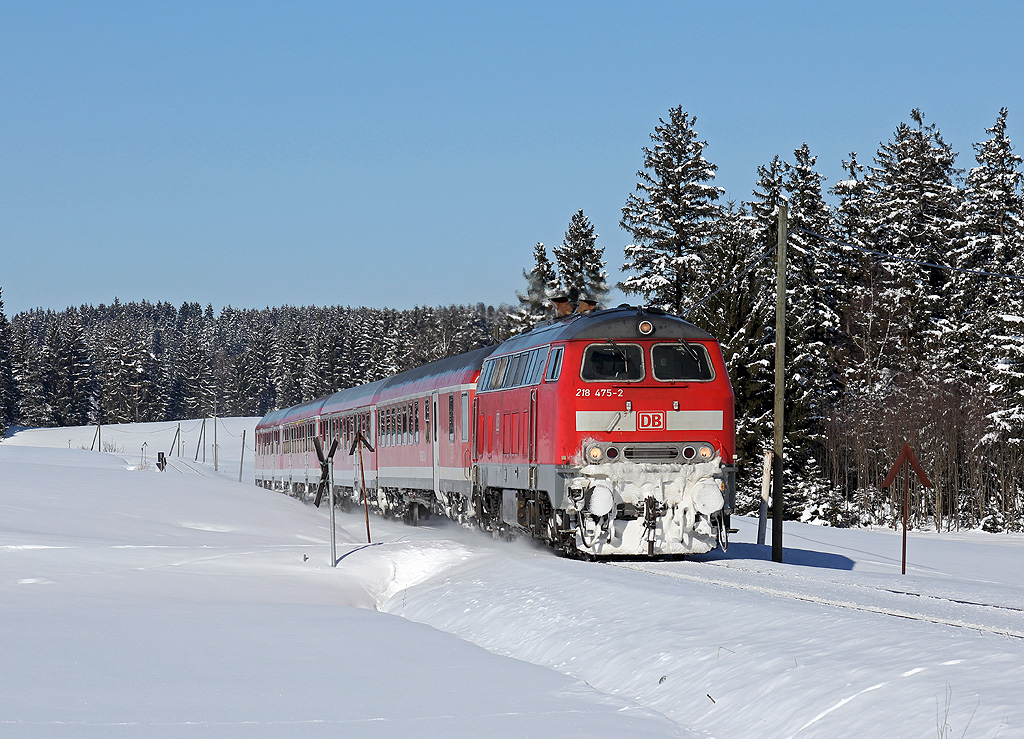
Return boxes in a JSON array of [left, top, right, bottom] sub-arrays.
[[652, 343, 715, 381], [581, 343, 644, 381]]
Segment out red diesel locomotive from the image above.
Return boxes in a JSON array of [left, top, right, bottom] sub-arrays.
[[255, 305, 736, 557]]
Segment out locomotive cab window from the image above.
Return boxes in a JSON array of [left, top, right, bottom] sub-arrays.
[[652, 342, 715, 382], [581, 343, 644, 382], [544, 346, 564, 381]]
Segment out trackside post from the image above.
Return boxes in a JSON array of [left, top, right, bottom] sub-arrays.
[[350, 431, 375, 544], [881, 443, 932, 575]]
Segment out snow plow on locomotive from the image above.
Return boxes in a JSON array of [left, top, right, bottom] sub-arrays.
[[254, 305, 736, 558]]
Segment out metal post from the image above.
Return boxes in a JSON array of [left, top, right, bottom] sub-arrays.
[[757, 449, 772, 546], [902, 465, 909, 575], [239, 430, 246, 483], [213, 415, 218, 472], [772, 200, 788, 563], [329, 463, 337, 567], [359, 439, 371, 544]]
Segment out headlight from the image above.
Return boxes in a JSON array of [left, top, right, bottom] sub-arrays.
[[698, 444, 714, 460], [587, 445, 604, 462]]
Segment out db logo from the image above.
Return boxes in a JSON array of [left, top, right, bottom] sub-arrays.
[[637, 411, 666, 430]]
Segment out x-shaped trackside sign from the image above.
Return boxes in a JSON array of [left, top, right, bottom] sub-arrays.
[[313, 436, 339, 508]]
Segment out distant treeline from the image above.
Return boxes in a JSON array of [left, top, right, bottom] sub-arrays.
[[0, 296, 507, 431]]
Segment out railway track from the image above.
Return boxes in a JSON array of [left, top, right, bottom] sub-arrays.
[[163, 458, 207, 475], [608, 560, 1024, 640]]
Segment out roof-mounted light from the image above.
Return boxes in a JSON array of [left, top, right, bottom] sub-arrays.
[[638, 320, 655, 336]]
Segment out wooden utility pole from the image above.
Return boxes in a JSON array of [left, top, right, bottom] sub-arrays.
[[195, 418, 206, 462], [169, 425, 180, 457], [772, 200, 788, 563]]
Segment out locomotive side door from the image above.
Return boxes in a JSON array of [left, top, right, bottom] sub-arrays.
[[431, 391, 441, 495]]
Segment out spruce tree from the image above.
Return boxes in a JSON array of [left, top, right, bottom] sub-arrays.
[[554, 210, 608, 307], [781, 143, 840, 520], [40, 312, 94, 427], [10, 322, 47, 426], [959, 109, 1024, 443], [863, 109, 963, 365], [621, 107, 723, 314], [512, 242, 557, 334], [0, 289, 15, 437]]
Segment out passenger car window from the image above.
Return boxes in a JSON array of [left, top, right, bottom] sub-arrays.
[[581, 343, 644, 381], [652, 343, 715, 381]]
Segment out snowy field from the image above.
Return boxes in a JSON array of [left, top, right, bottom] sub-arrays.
[[3, 419, 1024, 738]]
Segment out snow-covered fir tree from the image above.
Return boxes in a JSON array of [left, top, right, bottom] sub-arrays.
[[273, 312, 307, 408], [554, 210, 608, 308], [956, 108, 1024, 397], [9, 322, 46, 427], [39, 311, 94, 427], [957, 109, 1024, 522], [863, 109, 963, 365], [511, 242, 557, 334], [0, 289, 15, 437], [780, 143, 842, 520], [621, 107, 724, 314]]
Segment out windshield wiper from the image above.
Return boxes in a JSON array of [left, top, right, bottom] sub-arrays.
[[677, 338, 701, 362], [606, 338, 631, 376]]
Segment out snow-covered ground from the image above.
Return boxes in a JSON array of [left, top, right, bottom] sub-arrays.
[[3, 419, 1023, 738]]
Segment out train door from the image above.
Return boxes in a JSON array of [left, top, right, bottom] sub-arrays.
[[431, 391, 440, 495], [529, 388, 538, 463]]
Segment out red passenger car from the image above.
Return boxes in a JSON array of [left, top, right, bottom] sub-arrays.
[[255, 305, 735, 557]]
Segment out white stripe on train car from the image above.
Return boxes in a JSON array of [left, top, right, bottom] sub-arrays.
[[575, 410, 723, 433]]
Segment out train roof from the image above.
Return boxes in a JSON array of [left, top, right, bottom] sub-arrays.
[[257, 346, 498, 428], [491, 304, 714, 356], [319, 378, 390, 416], [377, 345, 497, 399]]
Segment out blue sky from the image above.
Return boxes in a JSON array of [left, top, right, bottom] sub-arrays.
[[2, 0, 1021, 316]]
